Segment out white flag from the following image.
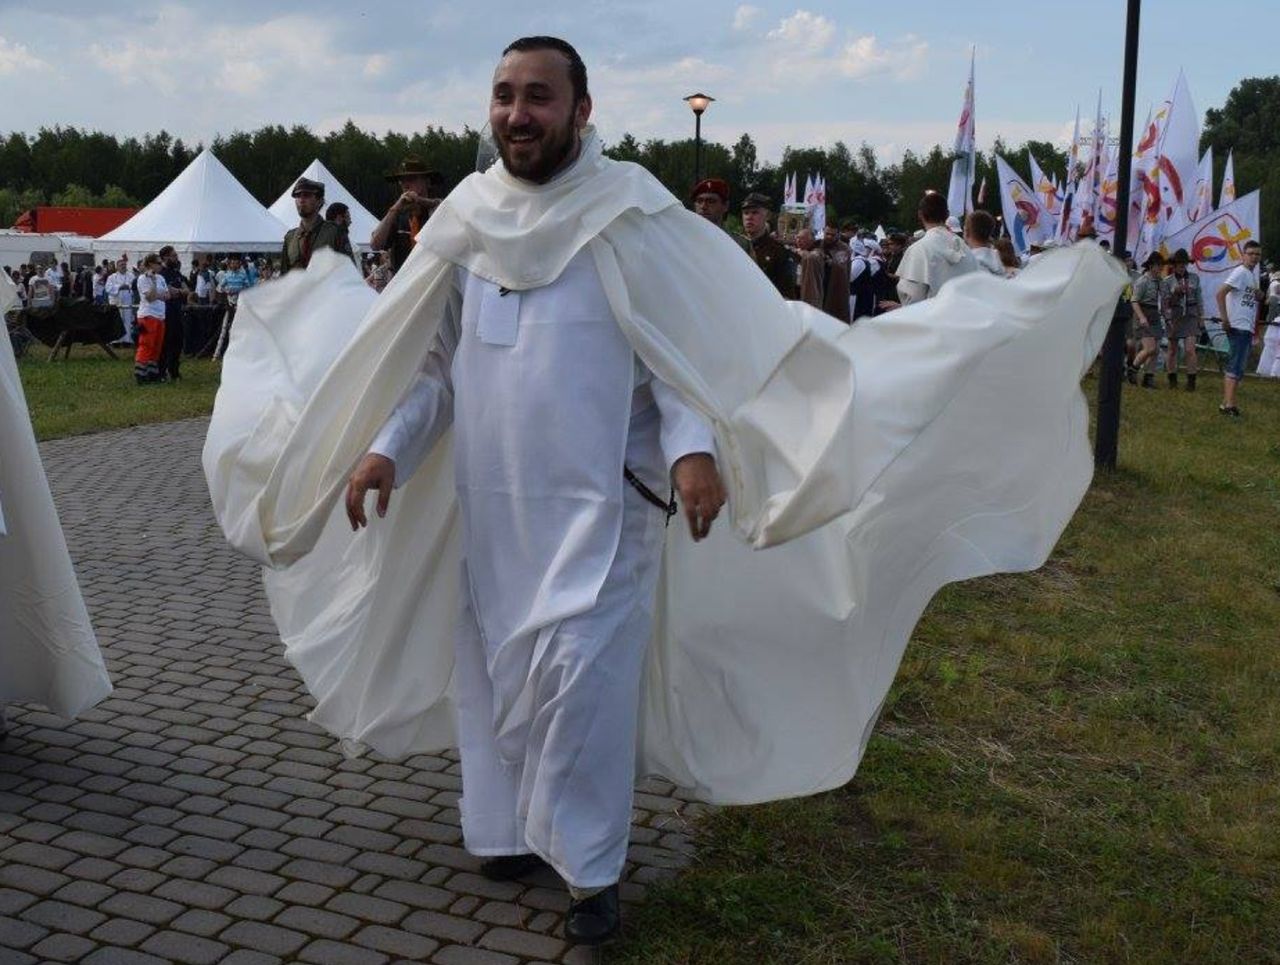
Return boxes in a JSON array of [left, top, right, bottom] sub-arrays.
[[1189, 147, 1214, 222], [1220, 150, 1236, 207], [1134, 71, 1201, 263], [1096, 145, 1120, 245], [1157, 190, 1259, 318], [947, 49, 976, 219], [995, 154, 1051, 255], [1128, 105, 1159, 252], [1028, 153, 1061, 220], [812, 175, 827, 235], [1058, 106, 1080, 240]]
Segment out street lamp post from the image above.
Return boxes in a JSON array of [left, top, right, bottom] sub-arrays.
[[684, 93, 715, 185], [1094, 0, 1141, 470]]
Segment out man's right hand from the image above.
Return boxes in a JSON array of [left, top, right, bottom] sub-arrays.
[[394, 191, 421, 212], [346, 453, 396, 530]]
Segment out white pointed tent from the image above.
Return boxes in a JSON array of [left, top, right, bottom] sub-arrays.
[[94, 149, 286, 258], [269, 159, 378, 252]]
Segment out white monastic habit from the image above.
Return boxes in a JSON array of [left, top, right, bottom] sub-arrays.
[[365, 254, 714, 885], [204, 127, 1127, 891], [0, 271, 112, 719], [971, 245, 1006, 277], [896, 225, 979, 304]]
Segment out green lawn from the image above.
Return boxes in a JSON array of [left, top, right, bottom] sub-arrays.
[[617, 372, 1280, 964], [17, 346, 221, 441]]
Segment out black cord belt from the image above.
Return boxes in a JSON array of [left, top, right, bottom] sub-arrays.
[[623, 465, 677, 525]]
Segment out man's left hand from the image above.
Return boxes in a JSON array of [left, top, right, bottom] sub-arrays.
[[672, 453, 726, 542]]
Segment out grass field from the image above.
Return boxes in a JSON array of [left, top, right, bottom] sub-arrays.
[[616, 371, 1280, 964], [17, 346, 221, 441], [16, 345, 1280, 963]]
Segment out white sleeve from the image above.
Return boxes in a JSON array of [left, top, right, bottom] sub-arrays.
[[367, 290, 462, 487], [898, 277, 929, 305], [651, 378, 717, 470], [849, 257, 866, 282]]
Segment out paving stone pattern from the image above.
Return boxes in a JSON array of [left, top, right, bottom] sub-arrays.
[[1, 418, 705, 964]]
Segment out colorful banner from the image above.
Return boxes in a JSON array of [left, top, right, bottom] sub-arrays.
[[1189, 147, 1214, 223], [1157, 190, 1260, 319], [995, 154, 1052, 255]]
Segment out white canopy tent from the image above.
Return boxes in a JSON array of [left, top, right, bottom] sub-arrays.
[[269, 159, 378, 253], [94, 149, 286, 260]]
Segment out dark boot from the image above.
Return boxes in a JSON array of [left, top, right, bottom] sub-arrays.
[[1126, 364, 1138, 385], [1141, 373, 1156, 389], [479, 853, 549, 882], [1167, 371, 1178, 388], [1186, 372, 1197, 392], [566, 884, 621, 945]]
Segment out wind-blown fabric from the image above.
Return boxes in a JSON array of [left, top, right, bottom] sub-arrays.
[[1, 271, 112, 718], [204, 131, 1126, 804]]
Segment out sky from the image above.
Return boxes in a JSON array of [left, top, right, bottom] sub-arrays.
[[0, 1, 1270, 165]]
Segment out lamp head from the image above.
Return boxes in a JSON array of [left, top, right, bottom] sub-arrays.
[[684, 92, 715, 116]]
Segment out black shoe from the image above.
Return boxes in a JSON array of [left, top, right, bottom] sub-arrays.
[[566, 884, 620, 946], [478, 853, 548, 881], [1126, 365, 1138, 385], [1141, 373, 1156, 389], [1186, 373, 1197, 392], [1167, 372, 1178, 388], [1219, 404, 1241, 417]]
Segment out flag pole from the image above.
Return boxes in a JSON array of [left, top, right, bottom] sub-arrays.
[[1094, 0, 1141, 470]]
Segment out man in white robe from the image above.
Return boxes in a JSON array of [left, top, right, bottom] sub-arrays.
[[897, 191, 978, 304], [203, 36, 1128, 955], [345, 36, 724, 944], [0, 270, 112, 731]]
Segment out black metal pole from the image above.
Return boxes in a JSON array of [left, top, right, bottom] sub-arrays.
[[1094, 0, 1141, 470], [694, 113, 703, 185]]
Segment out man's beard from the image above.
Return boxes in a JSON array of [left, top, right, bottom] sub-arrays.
[[497, 114, 579, 183]]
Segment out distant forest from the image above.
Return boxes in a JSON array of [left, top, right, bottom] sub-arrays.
[[2, 76, 1278, 244]]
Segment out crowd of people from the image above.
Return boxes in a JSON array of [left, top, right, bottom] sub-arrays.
[[4, 162, 1276, 411]]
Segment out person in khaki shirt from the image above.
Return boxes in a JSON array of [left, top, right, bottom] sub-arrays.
[[281, 177, 354, 273], [741, 192, 796, 299]]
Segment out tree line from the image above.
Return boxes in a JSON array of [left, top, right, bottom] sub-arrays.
[[2, 76, 1276, 244]]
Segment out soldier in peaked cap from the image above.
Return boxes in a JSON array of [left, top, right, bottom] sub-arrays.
[[691, 177, 750, 253], [372, 156, 446, 273], [740, 191, 796, 298], [281, 177, 355, 274]]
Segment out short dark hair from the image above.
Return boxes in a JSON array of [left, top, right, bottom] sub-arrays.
[[325, 202, 350, 220], [1243, 240, 1261, 252], [158, 245, 175, 258], [918, 191, 949, 225], [502, 36, 588, 103], [965, 210, 996, 243]]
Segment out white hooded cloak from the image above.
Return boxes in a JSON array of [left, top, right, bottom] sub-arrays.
[[203, 130, 1126, 805], [0, 271, 112, 718]]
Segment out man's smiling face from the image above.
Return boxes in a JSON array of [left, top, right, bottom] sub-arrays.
[[489, 47, 592, 184]]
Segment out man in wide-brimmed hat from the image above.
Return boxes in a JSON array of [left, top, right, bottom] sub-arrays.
[[371, 156, 445, 272]]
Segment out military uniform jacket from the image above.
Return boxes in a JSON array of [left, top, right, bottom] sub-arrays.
[[282, 219, 354, 274], [749, 233, 797, 299]]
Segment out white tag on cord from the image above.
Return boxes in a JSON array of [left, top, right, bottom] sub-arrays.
[[477, 285, 520, 346]]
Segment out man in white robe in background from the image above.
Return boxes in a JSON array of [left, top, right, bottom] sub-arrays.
[[345, 36, 724, 944], [897, 191, 978, 304], [0, 270, 112, 735]]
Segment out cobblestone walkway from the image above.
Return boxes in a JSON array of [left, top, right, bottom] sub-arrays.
[[1, 419, 700, 964]]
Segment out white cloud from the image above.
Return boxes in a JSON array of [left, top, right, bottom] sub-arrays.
[[838, 34, 928, 80], [732, 5, 762, 31], [0, 35, 48, 74], [766, 10, 836, 52]]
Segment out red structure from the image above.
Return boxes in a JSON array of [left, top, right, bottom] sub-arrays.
[[13, 206, 139, 237]]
